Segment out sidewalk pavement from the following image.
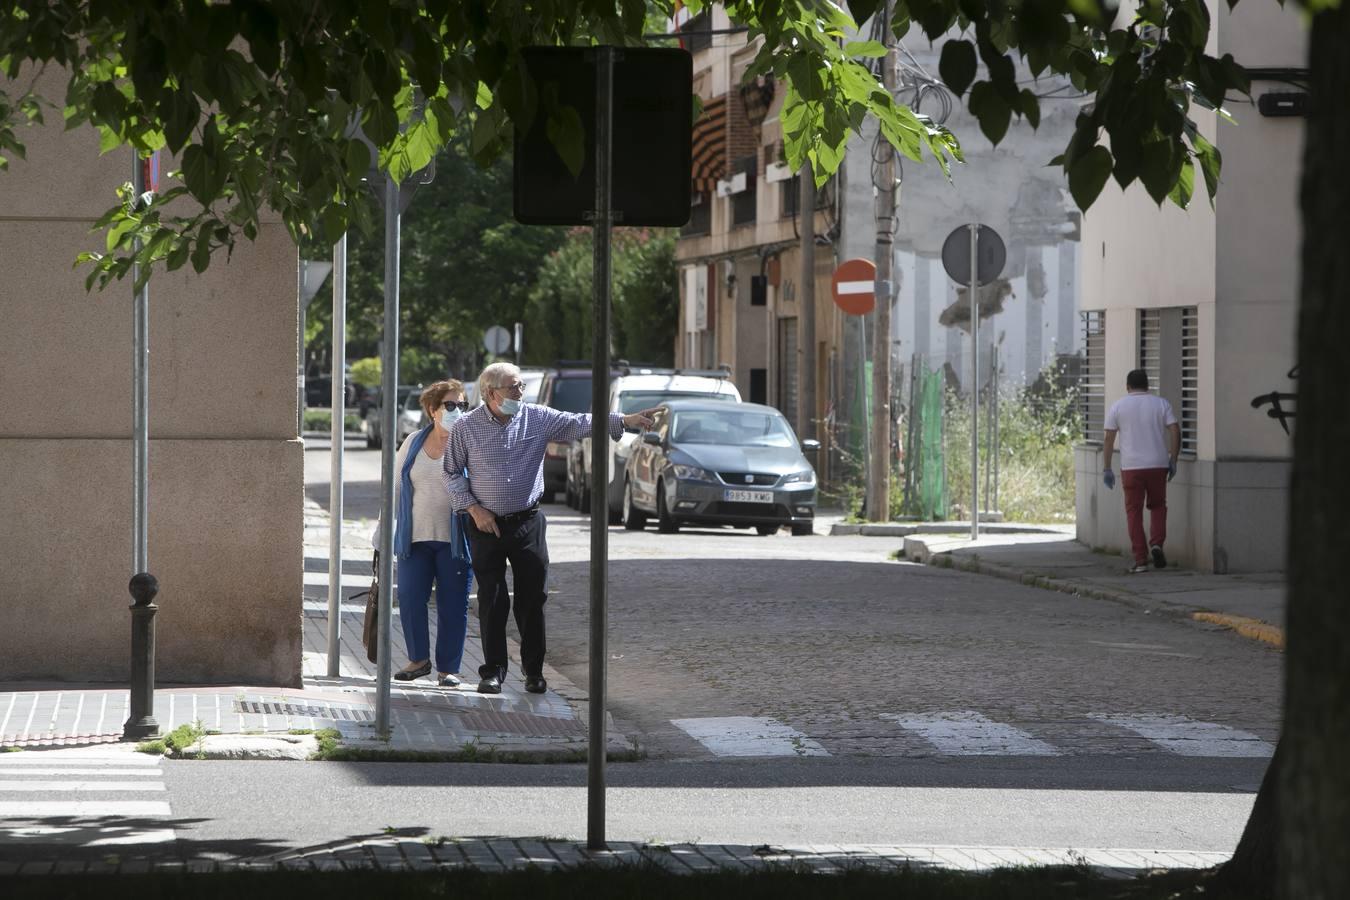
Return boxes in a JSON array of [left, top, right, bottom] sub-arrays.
[[0, 501, 625, 756], [897, 526, 1285, 648]]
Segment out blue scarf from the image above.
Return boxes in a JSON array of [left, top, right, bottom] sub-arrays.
[[394, 426, 471, 564]]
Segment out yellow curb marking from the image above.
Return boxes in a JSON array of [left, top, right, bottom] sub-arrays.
[[1192, 612, 1284, 649]]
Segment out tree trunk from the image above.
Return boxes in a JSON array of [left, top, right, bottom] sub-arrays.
[[1224, 4, 1350, 897], [1217, 740, 1280, 896], [1279, 3, 1350, 896]]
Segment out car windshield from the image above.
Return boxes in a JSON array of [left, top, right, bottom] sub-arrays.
[[549, 376, 592, 413], [618, 391, 735, 414], [671, 409, 795, 448], [405, 390, 421, 410], [521, 372, 545, 404]]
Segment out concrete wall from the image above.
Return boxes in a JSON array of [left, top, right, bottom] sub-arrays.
[[0, 68, 303, 683]]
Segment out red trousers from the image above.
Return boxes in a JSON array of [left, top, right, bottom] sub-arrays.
[[1122, 468, 1168, 564]]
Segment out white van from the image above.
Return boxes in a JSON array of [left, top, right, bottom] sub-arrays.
[[565, 366, 741, 517]]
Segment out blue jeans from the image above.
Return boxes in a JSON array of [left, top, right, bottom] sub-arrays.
[[398, 540, 472, 674]]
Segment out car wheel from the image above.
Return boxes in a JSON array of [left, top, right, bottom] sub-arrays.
[[622, 480, 646, 530], [366, 431, 380, 449], [791, 522, 814, 536], [579, 483, 591, 514], [656, 481, 679, 534], [755, 524, 779, 536]]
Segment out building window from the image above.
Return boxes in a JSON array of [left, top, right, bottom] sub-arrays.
[[1081, 310, 1106, 443], [730, 155, 757, 226], [1180, 307, 1198, 456], [750, 368, 767, 404], [1136, 307, 1198, 458], [682, 192, 710, 237], [781, 175, 799, 219]]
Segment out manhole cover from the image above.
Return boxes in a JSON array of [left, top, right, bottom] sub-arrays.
[[234, 700, 372, 722]]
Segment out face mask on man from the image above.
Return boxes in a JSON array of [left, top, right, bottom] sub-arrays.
[[497, 397, 522, 417], [439, 408, 463, 430]]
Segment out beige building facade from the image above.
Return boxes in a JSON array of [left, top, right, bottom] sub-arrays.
[[1, 68, 304, 683], [1074, 1, 1306, 573]]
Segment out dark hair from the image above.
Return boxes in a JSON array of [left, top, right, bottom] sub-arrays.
[[1126, 369, 1150, 391]]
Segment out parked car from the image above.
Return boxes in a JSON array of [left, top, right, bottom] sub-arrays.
[[536, 362, 622, 503], [366, 384, 421, 449], [620, 400, 819, 536], [566, 367, 741, 518]]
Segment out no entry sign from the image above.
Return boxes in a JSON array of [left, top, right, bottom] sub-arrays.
[[831, 257, 876, 316]]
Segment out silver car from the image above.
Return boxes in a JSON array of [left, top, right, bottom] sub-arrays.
[[621, 400, 820, 536]]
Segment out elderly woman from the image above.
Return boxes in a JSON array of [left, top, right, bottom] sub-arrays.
[[382, 379, 473, 686]]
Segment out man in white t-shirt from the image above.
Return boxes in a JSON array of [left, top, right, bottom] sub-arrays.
[[1101, 369, 1180, 573]]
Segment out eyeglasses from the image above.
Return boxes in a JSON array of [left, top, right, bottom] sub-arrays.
[[496, 382, 526, 395], [442, 400, 469, 411]]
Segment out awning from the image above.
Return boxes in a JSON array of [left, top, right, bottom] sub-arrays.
[[690, 96, 727, 195]]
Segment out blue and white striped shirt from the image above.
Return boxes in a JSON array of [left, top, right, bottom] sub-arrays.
[[442, 403, 624, 515]]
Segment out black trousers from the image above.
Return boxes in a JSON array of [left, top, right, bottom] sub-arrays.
[[466, 512, 549, 679]]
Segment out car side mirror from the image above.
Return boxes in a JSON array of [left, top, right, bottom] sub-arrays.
[[641, 431, 661, 445], [801, 439, 821, 452]]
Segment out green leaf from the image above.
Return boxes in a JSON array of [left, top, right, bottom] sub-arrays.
[[345, 138, 372, 181], [939, 40, 978, 96], [545, 104, 586, 180], [1138, 137, 1179, 204], [182, 144, 209, 203], [1191, 132, 1222, 199], [1019, 89, 1041, 129], [1068, 145, 1113, 210], [1168, 157, 1194, 208], [847, 0, 885, 24], [968, 82, 1011, 145], [843, 40, 887, 59]]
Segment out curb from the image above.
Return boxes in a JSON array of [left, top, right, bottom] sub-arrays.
[[908, 539, 1286, 650], [833, 522, 1066, 537]]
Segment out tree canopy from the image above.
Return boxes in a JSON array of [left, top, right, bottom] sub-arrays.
[[0, 0, 1255, 292]]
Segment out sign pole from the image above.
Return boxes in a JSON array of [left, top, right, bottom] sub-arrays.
[[587, 44, 615, 853], [327, 232, 347, 677], [375, 178, 401, 736], [969, 223, 979, 541]]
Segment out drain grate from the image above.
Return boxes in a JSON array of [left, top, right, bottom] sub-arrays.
[[234, 700, 373, 722]]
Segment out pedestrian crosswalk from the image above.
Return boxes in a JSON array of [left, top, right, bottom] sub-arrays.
[[671, 711, 1277, 759], [0, 747, 175, 857]]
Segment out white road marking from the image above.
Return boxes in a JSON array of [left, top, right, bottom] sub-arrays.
[[0, 753, 160, 766], [0, 781, 167, 792], [670, 717, 829, 757], [1089, 714, 1275, 757], [881, 711, 1061, 756], [0, 769, 163, 777], [0, 801, 172, 817], [835, 280, 874, 295]]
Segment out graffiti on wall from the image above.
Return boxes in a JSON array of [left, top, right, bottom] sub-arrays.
[[1250, 364, 1298, 435]]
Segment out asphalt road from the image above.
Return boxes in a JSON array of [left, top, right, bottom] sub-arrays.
[[115, 441, 1266, 856]]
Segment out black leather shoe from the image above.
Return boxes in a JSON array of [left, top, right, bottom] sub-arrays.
[[524, 676, 547, 694], [477, 674, 503, 694], [394, 661, 431, 681]]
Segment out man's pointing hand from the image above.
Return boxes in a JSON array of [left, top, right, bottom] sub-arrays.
[[622, 408, 659, 431]]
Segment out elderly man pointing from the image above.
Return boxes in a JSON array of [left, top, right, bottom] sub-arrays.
[[443, 362, 655, 695]]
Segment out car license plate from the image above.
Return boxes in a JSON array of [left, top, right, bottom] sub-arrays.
[[724, 489, 773, 504]]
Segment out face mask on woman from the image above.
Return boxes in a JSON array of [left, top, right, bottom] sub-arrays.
[[439, 408, 463, 430]]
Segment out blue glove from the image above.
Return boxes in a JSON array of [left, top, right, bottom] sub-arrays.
[[1167, 458, 1177, 482], [1102, 468, 1115, 490]]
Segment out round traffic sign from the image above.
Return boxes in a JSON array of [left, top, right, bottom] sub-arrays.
[[831, 257, 877, 316], [483, 325, 511, 354], [941, 224, 1006, 286]]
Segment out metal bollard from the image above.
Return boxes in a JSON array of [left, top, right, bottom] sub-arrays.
[[122, 573, 160, 740]]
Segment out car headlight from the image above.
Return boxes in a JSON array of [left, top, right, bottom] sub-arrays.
[[783, 468, 816, 485], [672, 464, 717, 482]]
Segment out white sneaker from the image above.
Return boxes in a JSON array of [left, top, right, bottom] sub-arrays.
[[1126, 562, 1150, 574]]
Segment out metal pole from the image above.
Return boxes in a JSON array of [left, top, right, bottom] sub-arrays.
[[125, 152, 158, 740], [375, 179, 400, 736], [298, 262, 306, 435], [327, 232, 347, 677], [858, 310, 869, 507], [868, 0, 897, 522], [798, 166, 817, 441], [514, 322, 523, 365], [588, 44, 615, 854], [992, 345, 1000, 513], [969, 223, 979, 540]]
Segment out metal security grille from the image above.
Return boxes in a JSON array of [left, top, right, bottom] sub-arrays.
[[1138, 308, 1161, 390], [1081, 311, 1106, 443], [1180, 307, 1198, 456], [778, 317, 799, 431]]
